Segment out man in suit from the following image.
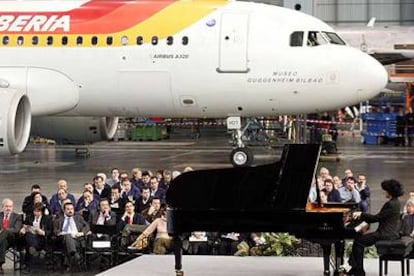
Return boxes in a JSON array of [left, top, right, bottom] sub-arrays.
[[345, 179, 404, 276], [120, 178, 140, 203], [110, 186, 126, 221], [20, 202, 53, 271], [149, 177, 166, 203], [88, 198, 117, 227], [93, 175, 111, 199], [141, 197, 162, 223], [49, 179, 76, 210], [135, 186, 153, 213], [53, 202, 89, 266], [118, 201, 147, 248], [0, 198, 23, 274]]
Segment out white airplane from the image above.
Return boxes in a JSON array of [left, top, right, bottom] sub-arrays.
[[337, 20, 414, 65], [0, 0, 387, 166]]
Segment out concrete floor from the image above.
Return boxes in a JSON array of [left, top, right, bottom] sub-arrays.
[[99, 255, 406, 276]]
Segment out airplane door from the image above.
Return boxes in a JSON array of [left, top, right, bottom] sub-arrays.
[[218, 13, 249, 73]]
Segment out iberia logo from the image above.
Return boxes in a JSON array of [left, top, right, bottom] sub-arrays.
[[0, 15, 70, 32], [0, 0, 177, 34]]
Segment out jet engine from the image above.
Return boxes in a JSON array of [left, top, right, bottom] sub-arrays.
[[31, 116, 119, 144], [0, 89, 32, 155]]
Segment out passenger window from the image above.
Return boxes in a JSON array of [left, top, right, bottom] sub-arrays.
[[76, 36, 83, 45], [91, 36, 98, 45], [121, 36, 129, 45], [182, 36, 189, 45], [2, 36, 9, 45], [62, 36, 68, 46], [167, 36, 173, 45], [106, 36, 113, 46], [290, 31, 304, 47], [32, 36, 38, 45], [136, 36, 143, 45], [151, 36, 158, 45], [307, 31, 327, 47], [17, 36, 24, 45], [47, 36, 53, 46]]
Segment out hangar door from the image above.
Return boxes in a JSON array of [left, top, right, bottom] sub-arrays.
[[218, 13, 249, 73]]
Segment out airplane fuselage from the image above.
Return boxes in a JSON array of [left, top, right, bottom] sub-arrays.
[[0, 0, 388, 156], [0, 0, 387, 118]]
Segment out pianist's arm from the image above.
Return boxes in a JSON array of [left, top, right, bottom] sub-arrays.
[[359, 199, 399, 224]]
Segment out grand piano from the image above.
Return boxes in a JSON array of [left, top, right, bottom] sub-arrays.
[[167, 144, 358, 275]]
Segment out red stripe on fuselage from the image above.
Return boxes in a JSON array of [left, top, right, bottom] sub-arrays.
[[0, 0, 176, 34]]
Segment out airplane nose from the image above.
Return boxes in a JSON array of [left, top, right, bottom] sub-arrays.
[[356, 52, 388, 101]]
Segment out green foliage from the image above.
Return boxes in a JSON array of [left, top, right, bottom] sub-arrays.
[[344, 241, 378, 258], [259, 232, 301, 256]]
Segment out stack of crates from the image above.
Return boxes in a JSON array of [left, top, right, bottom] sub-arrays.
[[362, 113, 397, 145], [131, 124, 167, 141]]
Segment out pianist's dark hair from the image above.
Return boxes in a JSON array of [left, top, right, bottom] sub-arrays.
[[381, 179, 404, 198]]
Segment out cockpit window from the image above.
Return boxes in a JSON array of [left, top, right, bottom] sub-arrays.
[[307, 31, 328, 47], [322, 32, 346, 45], [290, 31, 304, 47]]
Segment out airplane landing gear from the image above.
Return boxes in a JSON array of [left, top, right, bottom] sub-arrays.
[[230, 147, 253, 167], [227, 117, 254, 167]]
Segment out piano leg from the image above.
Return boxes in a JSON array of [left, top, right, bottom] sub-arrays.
[[321, 243, 331, 275], [173, 235, 184, 276], [332, 240, 345, 276]]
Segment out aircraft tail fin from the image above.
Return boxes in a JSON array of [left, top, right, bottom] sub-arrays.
[[367, 17, 376, 28]]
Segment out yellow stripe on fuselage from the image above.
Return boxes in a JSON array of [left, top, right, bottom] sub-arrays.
[[0, 0, 228, 47]]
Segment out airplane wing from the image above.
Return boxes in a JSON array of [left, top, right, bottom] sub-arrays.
[[370, 52, 411, 65]]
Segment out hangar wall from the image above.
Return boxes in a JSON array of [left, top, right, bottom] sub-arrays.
[[243, 0, 414, 25]]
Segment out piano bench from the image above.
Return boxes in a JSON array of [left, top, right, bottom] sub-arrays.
[[376, 236, 414, 276]]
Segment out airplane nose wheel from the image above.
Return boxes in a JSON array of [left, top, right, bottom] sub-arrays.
[[230, 147, 253, 167]]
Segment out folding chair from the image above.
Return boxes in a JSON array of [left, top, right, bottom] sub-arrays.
[[85, 224, 119, 270]]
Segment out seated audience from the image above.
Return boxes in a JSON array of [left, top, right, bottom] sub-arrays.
[[338, 177, 361, 203], [141, 197, 162, 223], [93, 175, 111, 199], [149, 177, 166, 203], [22, 184, 49, 217], [325, 179, 341, 202], [106, 168, 120, 187], [159, 170, 172, 191], [109, 186, 126, 220], [49, 179, 76, 209], [75, 190, 99, 222], [135, 186, 153, 213], [120, 178, 140, 202], [131, 168, 143, 191], [89, 198, 117, 227], [0, 199, 23, 273], [402, 198, 414, 237], [118, 201, 147, 248], [20, 202, 53, 270], [24, 191, 51, 217], [357, 174, 370, 212]]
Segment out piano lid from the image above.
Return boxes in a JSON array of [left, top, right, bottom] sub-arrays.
[[166, 144, 321, 211]]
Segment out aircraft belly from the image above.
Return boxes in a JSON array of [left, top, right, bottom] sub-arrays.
[[116, 70, 175, 117]]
